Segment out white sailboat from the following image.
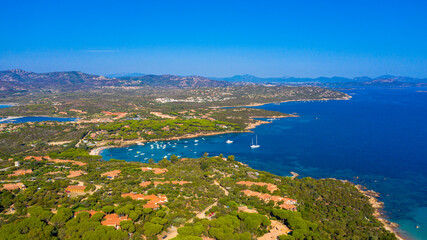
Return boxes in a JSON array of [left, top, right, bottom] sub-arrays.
[[226, 140, 233, 144], [250, 135, 260, 148]]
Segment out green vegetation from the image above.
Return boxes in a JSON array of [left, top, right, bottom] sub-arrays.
[[0, 152, 396, 239], [0, 85, 395, 239], [92, 119, 240, 141]]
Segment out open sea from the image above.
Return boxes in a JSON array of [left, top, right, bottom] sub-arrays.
[[101, 87, 427, 239]]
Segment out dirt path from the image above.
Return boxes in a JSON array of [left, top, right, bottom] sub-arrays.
[[159, 180, 228, 240], [75, 131, 91, 147]]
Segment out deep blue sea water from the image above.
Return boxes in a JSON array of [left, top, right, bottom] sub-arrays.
[[103, 87, 425, 239], [0, 105, 77, 123]]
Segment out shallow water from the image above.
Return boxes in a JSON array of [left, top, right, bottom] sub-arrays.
[[101, 87, 427, 239]]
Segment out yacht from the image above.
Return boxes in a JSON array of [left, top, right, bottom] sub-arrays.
[[250, 135, 260, 149], [226, 140, 233, 144]]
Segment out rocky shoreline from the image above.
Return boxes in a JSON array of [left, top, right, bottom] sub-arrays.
[[355, 184, 406, 240]]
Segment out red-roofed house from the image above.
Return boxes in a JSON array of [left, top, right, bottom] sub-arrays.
[[1, 183, 25, 191], [101, 214, 130, 229], [279, 203, 297, 211], [8, 169, 32, 177], [141, 167, 168, 174], [121, 193, 167, 209], [67, 170, 87, 178], [101, 170, 121, 179]]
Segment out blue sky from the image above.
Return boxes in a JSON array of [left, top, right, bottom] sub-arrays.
[[1, 0, 426, 77]]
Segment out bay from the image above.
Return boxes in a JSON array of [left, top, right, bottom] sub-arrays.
[[101, 87, 427, 239]]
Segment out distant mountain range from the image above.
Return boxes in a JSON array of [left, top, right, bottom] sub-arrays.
[[211, 74, 427, 86], [117, 75, 230, 88], [0, 69, 231, 94], [1, 69, 426, 96]]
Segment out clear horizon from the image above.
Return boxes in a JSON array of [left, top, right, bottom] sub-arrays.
[[1, 0, 427, 78]]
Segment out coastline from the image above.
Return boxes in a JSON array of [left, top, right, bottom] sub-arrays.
[[355, 184, 406, 240], [86, 94, 406, 240], [211, 95, 352, 108], [89, 96, 350, 156], [89, 130, 247, 156]]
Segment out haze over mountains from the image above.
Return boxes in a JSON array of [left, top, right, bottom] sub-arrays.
[[211, 74, 427, 86], [0, 69, 426, 96]]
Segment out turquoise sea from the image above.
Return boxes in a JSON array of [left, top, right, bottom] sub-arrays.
[[101, 87, 427, 239]]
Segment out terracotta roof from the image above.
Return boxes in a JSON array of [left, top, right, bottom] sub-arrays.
[[101, 214, 130, 227], [1, 183, 25, 190], [282, 198, 297, 204], [8, 169, 33, 177], [50, 159, 87, 166], [121, 193, 167, 208], [270, 196, 284, 202], [153, 181, 169, 186], [259, 193, 272, 200], [101, 170, 121, 178], [139, 181, 152, 187], [241, 189, 298, 211], [171, 180, 191, 185], [236, 181, 278, 193], [279, 203, 297, 211], [242, 189, 261, 197], [67, 170, 87, 178], [141, 167, 168, 174], [24, 156, 86, 166], [121, 193, 146, 200]]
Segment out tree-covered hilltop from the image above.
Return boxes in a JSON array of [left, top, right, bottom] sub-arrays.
[[93, 119, 241, 141], [0, 152, 397, 240]]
